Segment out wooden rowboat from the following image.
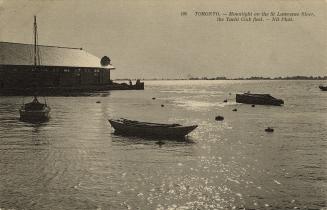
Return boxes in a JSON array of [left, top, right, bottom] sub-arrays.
[[108, 118, 197, 138]]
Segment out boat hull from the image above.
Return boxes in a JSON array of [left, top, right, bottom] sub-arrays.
[[236, 93, 284, 106], [109, 119, 197, 139], [19, 108, 50, 122]]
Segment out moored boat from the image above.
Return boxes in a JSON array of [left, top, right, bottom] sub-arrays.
[[108, 118, 197, 138], [236, 93, 284, 106], [20, 96, 51, 122], [319, 85, 327, 91], [19, 16, 51, 123]]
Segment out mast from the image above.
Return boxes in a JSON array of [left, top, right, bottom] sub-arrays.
[[33, 15, 38, 98], [34, 15, 37, 67]]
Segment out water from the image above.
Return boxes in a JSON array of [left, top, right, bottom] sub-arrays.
[[0, 80, 326, 210]]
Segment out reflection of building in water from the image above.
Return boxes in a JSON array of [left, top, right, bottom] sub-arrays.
[[0, 42, 115, 89]]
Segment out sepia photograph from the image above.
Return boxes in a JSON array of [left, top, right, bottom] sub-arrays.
[[0, 0, 326, 209]]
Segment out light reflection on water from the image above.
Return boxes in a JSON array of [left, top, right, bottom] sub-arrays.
[[0, 80, 326, 209]]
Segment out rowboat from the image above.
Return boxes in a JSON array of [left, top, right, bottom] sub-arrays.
[[108, 118, 197, 138], [236, 93, 284, 106]]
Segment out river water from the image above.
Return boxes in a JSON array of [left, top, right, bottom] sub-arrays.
[[0, 80, 326, 210]]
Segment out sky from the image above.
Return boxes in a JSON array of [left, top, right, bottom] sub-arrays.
[[0, 0, 326, 79]]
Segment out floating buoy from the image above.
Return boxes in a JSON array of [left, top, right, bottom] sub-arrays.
[[96, 101, 101, 103], [265, 127, 274, 132], [161, 104, 164, 107], [251, 104, 255, 107], [223, 99, 228, 103], [215, 116, 224, 121], [156, 141, 165, 146], [232, 108, 237, 112], [152, 97, 156, 100]]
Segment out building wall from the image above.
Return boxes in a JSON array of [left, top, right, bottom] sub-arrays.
[[0, 65, 111, 88]]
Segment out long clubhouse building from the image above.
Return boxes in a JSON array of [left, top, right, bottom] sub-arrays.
[[0, 41, 115, 90]]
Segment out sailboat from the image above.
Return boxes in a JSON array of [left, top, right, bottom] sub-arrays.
[[19, 16, 51, 122]]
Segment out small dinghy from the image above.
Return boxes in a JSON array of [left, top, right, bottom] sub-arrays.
[[108, 118, 197, 138]]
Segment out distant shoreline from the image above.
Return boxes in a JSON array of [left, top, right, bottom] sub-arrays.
[[115, 76, 327, 81]]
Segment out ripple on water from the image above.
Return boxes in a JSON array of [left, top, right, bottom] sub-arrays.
[[0, 80, 326, 209]]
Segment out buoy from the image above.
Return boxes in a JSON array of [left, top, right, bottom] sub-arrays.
[[265, 127, 274, 132], [152, 97, 156, 100], [215, 116, 224, 121], [161, 104, 164, 107], [223, 99, 228, 103], [96, 101, 101, 103], [156, 141, 165, 146], [252, 104, 255, 107], [232, 108, 237, 112]]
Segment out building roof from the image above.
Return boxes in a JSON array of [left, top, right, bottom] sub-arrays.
[[0, 42, 115, 69]]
